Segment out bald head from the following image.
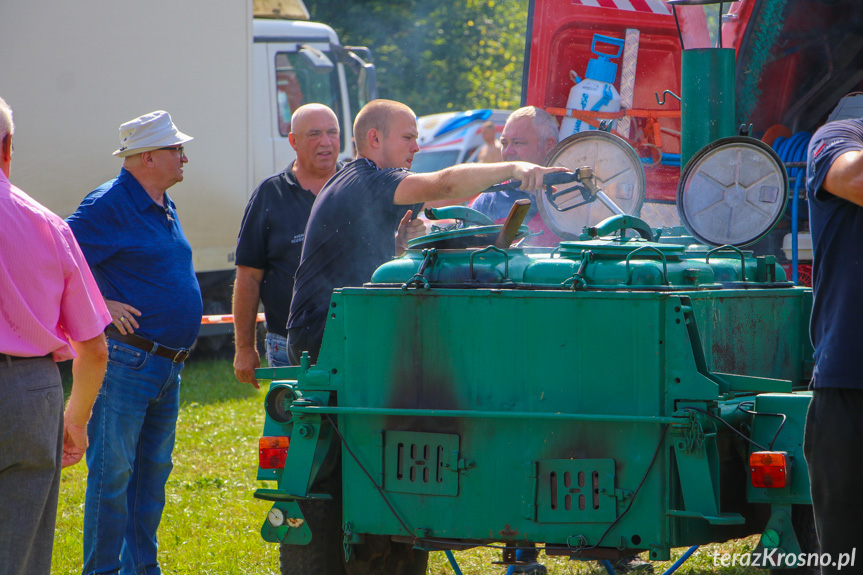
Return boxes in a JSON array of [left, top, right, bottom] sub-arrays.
[[291, 103, 338, 135], [289, 103, 340, 179], [354, 99, 415, 156]]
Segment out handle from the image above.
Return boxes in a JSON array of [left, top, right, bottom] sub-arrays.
[[625, 246, 669, 286], [582, 214, 655, 241], [481, 171, 582, 195], [705, 245, 748, 282], [592, 34, 625, 59], [469, 246, 509, 282], [423, 205, 493, 226], [494, 199, 531, 249]]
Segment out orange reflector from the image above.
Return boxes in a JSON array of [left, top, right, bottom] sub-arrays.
[[259, 436, 290, 470], [750, 451, 788, 488], [260, 436, 290, 449]]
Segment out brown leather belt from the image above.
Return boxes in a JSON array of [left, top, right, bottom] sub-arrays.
[[106, 327, 191, 363]]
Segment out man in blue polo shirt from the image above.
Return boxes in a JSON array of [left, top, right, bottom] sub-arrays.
[[67, 110, 202, 575], [804, 117, 863, 574]]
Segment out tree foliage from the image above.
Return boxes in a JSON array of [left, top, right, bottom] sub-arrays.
[[307, 0, 529, 115]]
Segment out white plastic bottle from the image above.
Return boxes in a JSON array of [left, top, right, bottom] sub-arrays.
[[559, 34, 624, 140]]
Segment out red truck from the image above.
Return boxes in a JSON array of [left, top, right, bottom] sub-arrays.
[[524, 0, 862, 285]]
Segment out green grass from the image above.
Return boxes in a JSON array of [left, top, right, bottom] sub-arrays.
[[52, 357, 765, 575], [53, 357, 276, 575]]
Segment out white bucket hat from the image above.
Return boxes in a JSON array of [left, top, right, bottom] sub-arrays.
[[113, 110, 193, 157]]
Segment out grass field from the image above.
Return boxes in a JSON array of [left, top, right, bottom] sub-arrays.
[[51, 357, 765, 575]]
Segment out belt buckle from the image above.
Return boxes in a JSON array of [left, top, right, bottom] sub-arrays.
[[173, 349, 190, 363]]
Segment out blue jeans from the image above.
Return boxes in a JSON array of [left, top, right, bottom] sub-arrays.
[[265, 332, 292, 367], [83, 340, 184, 575]]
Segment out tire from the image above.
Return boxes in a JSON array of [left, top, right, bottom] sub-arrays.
[[279, 494, 347, 575], [343, 534, 429, 575], [278, 478, 428, 575], [775, 505, 820, 575]]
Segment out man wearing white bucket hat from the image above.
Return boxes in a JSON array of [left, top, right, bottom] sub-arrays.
[[66, 110, 203, 575]]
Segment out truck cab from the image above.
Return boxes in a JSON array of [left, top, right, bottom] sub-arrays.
[[252, 18, 376, 181]]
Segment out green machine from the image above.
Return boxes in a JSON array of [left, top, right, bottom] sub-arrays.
[[253, 131, 815, 573]]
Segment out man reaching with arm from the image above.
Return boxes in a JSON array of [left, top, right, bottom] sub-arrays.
[[286, 99, 566, 365]]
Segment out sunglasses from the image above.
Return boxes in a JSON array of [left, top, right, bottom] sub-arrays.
[[158, 145, 185, 156]]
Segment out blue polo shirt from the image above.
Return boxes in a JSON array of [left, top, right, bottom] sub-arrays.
[[806, 118, 863, 389], [66, 168, 202, 349]]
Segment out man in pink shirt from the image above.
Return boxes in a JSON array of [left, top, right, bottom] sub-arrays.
[[0, 95, 111, 574]]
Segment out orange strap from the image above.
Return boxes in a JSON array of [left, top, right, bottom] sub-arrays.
[[545, 107, 681, 120], [546, 107, 680, 149]]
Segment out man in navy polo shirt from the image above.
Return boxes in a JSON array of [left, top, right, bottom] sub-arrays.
[[67, 110, 202, 575], [232, 104, 341, 387], [804, 117, 863, 574]]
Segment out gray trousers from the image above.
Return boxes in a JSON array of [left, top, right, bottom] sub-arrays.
[[0, 357, 63, 575]]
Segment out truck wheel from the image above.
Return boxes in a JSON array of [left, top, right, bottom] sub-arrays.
[[278, 502, 428, 575], [343, 534, 429, 575], [279, 495, 347, 575], [775, 505, 820, 575]]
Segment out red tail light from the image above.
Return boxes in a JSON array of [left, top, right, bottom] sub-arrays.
[[259, 436, 290, 469], [750, 451, 788, 488]]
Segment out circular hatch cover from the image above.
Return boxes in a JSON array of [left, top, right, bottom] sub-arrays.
[[538, 131, 646, 239], [677, 136, 788, 247]]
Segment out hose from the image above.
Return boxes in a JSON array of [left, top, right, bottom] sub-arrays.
[[662, 545, 701, 575], [772, 131, 811, 285]]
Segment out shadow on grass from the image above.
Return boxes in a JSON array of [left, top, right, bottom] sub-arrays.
[[59, 351, 265, 406]]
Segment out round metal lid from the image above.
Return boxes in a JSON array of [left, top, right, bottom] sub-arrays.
[[537, 131, 646, 239], [677, 136, 788, 247]]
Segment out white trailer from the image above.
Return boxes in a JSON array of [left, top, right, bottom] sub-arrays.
[[0, 0, 375, 344]]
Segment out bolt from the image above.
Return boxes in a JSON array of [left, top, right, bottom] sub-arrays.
[[761, 529, 781, 549]]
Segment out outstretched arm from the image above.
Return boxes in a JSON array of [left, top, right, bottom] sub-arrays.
[[392, 162, 567, 206]]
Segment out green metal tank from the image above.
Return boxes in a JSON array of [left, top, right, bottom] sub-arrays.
[[254, 145, 814, 574]]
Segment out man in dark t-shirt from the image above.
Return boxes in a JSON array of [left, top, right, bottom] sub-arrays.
[[233, 104, 341, 387], [803, 117, 863, 573], [286, 99, 567, 364]]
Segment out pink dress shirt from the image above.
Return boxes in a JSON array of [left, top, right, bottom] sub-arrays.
[[0, 172, 111, 361]]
